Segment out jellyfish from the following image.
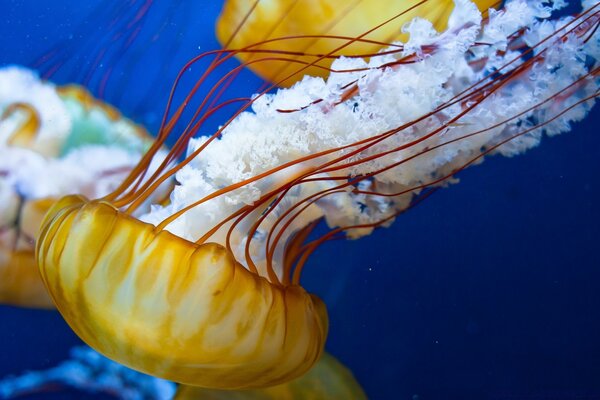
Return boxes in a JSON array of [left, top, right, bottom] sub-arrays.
[[1, 2, 220, 311], [216, 0, 498, 86], [175, 352, 366, 399], [0, 66, 165, 308], [33, 0, 599, 391]]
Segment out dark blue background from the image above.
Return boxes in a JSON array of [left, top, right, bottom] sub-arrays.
[[1, 1, 599, 399]]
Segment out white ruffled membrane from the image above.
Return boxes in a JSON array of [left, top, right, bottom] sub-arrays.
[[142, 0, 599, 280]]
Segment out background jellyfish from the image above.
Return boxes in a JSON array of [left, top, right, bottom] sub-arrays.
[[0, 66, 169, 309], [1, 1, 600, 399], [216, 0, 498, 85]]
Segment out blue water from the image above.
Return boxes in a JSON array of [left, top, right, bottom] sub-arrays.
[[1, 1, 599, 399]]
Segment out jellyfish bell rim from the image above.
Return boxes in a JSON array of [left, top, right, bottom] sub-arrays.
[[36, 194, 329, 389]]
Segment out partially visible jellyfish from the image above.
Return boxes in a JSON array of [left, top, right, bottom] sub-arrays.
[[0, 66, 165, 308], [1, 1, 197, 309], [216, 0, 498, 85], [175, 353, 366, 399], [34, 0, 599, 391]]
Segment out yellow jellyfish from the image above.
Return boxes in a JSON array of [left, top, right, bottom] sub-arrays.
[[37, 191, 328, 388], [216, 0, 498, 86], [0, 66, 159, 308], [176, 353, 367, 400], [35, 0, 598, 392]]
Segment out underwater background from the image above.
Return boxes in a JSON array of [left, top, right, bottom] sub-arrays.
[[1, 1, 599, 399]]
